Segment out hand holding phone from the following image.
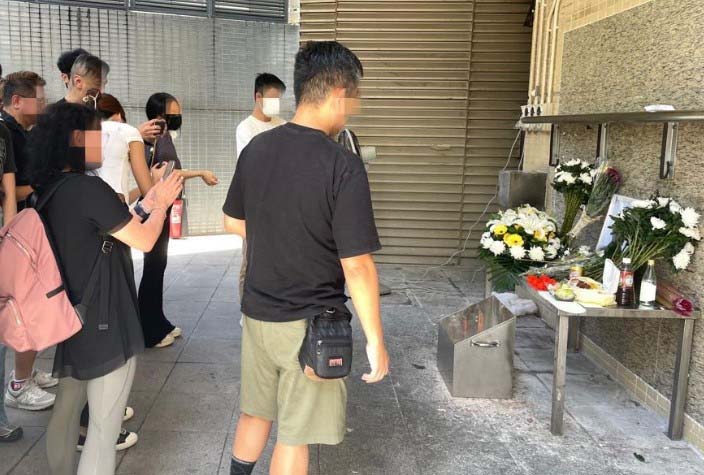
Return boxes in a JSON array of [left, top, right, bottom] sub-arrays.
[[155, 119, 167, 136], [162, 161, 176, 180]]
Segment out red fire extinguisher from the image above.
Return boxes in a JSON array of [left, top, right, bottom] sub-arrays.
[[170, 199, 184, 239]]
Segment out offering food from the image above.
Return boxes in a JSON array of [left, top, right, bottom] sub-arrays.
[[568, 276, 602, 290], [563, 277, 616, 306], [553, 284, 576, 302]]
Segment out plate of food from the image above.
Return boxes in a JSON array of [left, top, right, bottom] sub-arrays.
[[568, 277, 616, 306]]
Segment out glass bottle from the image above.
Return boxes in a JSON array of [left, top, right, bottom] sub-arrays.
[[616, 257, 635, 307], [639, 259, 657, 308]]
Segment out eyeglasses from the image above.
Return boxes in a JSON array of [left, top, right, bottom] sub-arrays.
[[82, 89, 101, 109], [17, 95, 48, 106]]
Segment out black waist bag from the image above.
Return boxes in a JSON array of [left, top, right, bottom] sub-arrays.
[[298, 308, 353, 379]]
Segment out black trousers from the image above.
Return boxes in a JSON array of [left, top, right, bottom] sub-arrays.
[[137, 218, 175, 347]]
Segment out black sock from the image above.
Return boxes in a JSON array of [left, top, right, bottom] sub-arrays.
[[230, 456, 256, 475]]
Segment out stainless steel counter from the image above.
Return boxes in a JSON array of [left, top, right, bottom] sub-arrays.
[[518, 281, 699, 440]]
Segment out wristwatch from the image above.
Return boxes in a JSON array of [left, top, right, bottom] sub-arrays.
[[134, 200, 150, 222]]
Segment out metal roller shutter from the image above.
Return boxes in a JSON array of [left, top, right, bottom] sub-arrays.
[[214, 0, 287, 20], [300, 0, 531, 266]]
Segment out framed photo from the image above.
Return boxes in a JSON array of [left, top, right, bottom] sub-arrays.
[[597, 194, 638, 250]]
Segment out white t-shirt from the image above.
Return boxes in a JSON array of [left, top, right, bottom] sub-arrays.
[[236, 115, 286, 158], [90, 121, 143, 196]]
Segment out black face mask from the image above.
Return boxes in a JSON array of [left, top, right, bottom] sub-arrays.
[[165, 114, 182, 131]]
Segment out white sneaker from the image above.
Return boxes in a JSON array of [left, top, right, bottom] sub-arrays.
[[154, 334, 175, 348], [168, 327, 182, 339], [32, 369, 58, 389], [123, 406, 134, 422], [5, 380, 55, 411]]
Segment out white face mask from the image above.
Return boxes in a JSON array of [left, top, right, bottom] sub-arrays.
[[169, 130, 180, 140], [262, 98, 280, 117]]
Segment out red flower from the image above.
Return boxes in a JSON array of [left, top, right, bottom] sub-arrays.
[[674, 298, 693, 316], [526, 274, 557, 291]]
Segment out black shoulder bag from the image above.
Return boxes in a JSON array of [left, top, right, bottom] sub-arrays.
[[298, 307, 353, 379]]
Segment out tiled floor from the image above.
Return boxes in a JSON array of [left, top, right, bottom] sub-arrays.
[[2, 236, 704, 474]]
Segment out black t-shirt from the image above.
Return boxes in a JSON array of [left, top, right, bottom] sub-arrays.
[[223, 122, 381, 322], [0, 121, 16, 175], [42, 173, 144, 380], [146, 133, 182, 170], [0, 111, 28, 186]]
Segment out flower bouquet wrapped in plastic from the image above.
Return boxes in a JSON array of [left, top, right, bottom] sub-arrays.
[[552, 159, 594, 236], [479, 205, 564, 291], [568, 158, 622, 241], [607, 195, 700, 272]]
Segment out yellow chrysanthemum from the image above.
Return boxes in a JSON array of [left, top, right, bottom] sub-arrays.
[[533, 229, 547, 241], [503, 233, 524, 247], [492, 224, 508, 236]]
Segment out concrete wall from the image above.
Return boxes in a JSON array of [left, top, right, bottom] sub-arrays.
[[547, 0, 704, 438], [0, 1, 299, 234]]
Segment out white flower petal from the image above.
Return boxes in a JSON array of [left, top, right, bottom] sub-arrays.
[[673, 249, 691, 270], [489, 240, 506, 256], [681, 207, 700, 228], [528, 246, 545, 262], [650, 217, 667, 230], [509, 246, 526, 260], [680, 227, 702, 241]]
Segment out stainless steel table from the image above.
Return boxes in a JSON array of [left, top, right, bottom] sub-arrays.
[[518, 281, 699, 440]]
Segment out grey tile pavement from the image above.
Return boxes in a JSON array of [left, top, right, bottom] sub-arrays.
[[1, 245, 703, 474]]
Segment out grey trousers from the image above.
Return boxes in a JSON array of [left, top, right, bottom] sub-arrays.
[[0, 345, 8, 428], [46, 357, 136, 475], [239, 239, 247, 299]]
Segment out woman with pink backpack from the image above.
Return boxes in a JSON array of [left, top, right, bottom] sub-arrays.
[[24, 102, 182, 474]]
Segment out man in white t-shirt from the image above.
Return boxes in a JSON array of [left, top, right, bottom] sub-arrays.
[[235, 74, 286, 325], [235, 73, 287, 159]]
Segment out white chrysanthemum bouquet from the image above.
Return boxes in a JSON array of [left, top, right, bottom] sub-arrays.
[[479, 205, 563, 291], [607, 195, 700, 271], [552, 159, 595, 236]]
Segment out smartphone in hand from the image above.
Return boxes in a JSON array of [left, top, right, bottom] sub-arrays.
[[155, 119, 166, 135], [162, 161, 176, 180]]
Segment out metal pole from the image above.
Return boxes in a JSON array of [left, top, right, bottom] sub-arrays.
[[551, 313, 569, 435], [668, 319, 695, 440], [567, 316, 581, 352]]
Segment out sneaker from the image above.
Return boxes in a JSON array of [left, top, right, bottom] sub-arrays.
[[0, 425, 23, 443], [123, 406, 134, 422], [168, 327, 182, 339], [32, 369, 59, 389], [77, 429, 138, 452], [5, 380, 55, 411], [154, 334, 175, 348]]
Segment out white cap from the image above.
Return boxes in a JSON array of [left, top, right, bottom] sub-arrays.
[[623, 258, 631, 264]]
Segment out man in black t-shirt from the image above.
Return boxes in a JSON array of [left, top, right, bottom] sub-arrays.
[[1, 71, 47, 211], [223, 41, 389, 475], [0, 121, 17, 225]]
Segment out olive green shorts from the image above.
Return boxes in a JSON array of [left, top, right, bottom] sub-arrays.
[[240, 315, 347, 446]]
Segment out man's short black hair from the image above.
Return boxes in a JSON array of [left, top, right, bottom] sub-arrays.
[[57, 48, 90, 75], [294, 41, 363, 106], [70, 53, 110, 82], [2, 71, 46, 105], [254, 73, 286, 98]]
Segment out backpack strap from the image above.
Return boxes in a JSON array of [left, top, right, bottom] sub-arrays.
[[74, 238, 113, 330]]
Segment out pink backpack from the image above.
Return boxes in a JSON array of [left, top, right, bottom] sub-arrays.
[[0, 176, 106, 352]]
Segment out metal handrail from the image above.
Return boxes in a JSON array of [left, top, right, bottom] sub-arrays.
[[521, 110, 704, 124]]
